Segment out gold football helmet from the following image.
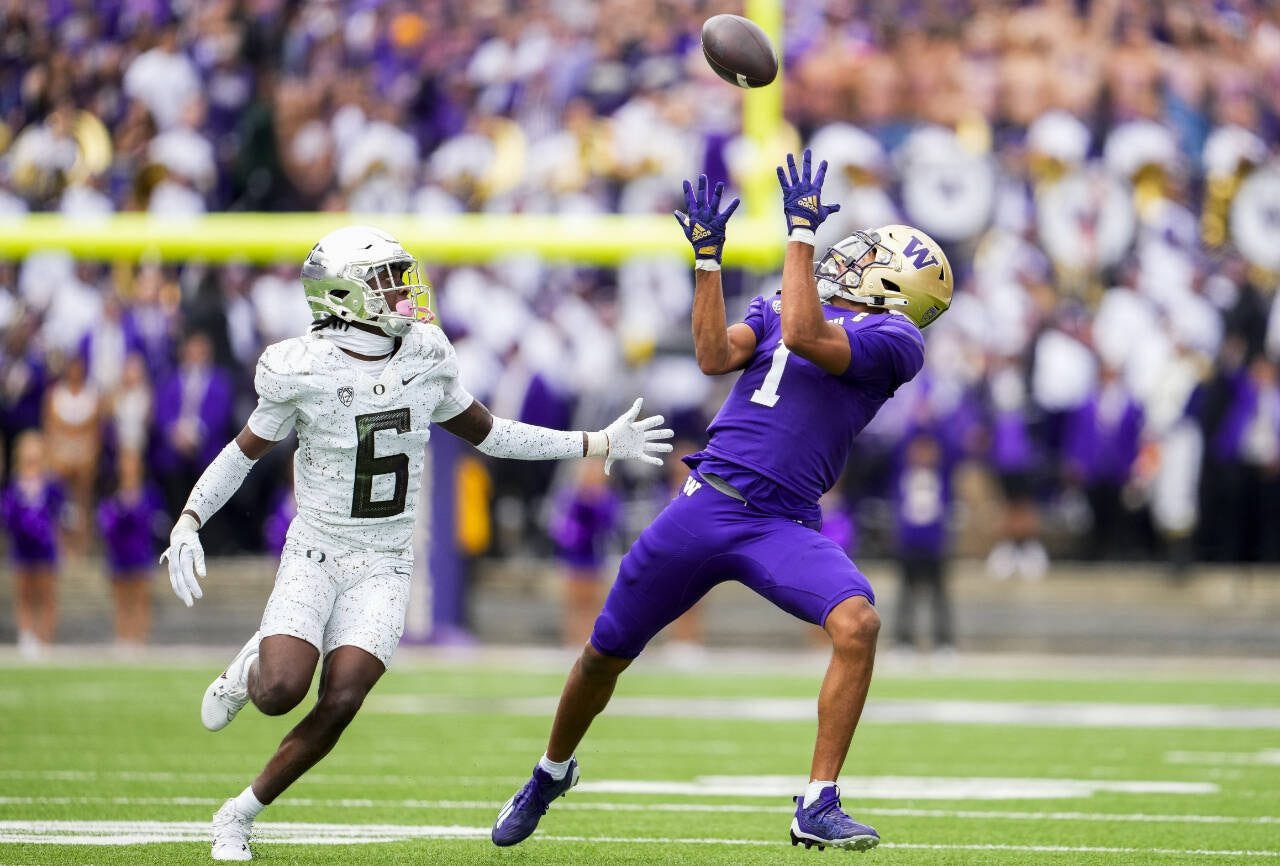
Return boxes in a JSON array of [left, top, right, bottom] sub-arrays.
[[815, 224, 953, 329]]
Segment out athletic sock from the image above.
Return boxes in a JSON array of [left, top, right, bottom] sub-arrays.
[[233, 786, 266, 818], [802, 780, 838, 809], [538, 754, 573, 781]]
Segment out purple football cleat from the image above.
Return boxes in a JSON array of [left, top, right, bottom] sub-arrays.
[[790, 785, 880, 852], [491, 758, 580, 847]]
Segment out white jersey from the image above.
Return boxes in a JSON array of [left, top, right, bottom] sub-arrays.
[[247, 323, 472, 553]]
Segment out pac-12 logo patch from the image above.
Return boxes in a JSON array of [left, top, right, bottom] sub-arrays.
[[337, 386, 354, 407]]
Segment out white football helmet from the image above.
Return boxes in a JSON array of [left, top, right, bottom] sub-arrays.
[[815, 225, 953, 329], [301, 226, 434, 336]]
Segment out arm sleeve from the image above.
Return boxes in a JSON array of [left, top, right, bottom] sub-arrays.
[[182, 441, 256, 526], [475, 417, 585, 460]]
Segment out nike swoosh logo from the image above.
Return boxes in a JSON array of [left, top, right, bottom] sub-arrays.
[[401, 371, 426, 386]]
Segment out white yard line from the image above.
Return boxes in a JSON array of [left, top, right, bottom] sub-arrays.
[[575, 775, 1219, 800], [0, 820, 1277, 857], [0, 796, 1274, 826], [1167, 749, 1280, 766], [0, 771, 1219, 801], [369, 694, 1280, 729], [0, 769, 518, 786]]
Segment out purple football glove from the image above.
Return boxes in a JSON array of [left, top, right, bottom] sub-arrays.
[[777, 149, 841, 238], [673, 175, 740, 264]]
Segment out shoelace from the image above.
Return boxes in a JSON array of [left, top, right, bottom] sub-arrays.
[[512, 774, 555, 817], [212, 805, 251, 837], [799, 794, 858, 833], [218, 653, 256, 703]]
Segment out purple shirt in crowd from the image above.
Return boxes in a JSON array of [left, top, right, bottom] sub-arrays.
[[688, 296, 925, 523], [1, 478, 65, 565], [1063, 386, 1144, 485], [551, 489, 621, 570], [894, 461, 950, 556], [97, 485, 164, 574]]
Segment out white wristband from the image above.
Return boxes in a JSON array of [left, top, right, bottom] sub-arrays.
[[788, 228, 816, 245], [694, 259, 722, 272], [183, 441, 256, 526], [585, 430, 610, 458]]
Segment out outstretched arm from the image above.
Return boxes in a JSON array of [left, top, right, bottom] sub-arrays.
[[777, 149, 852, 376], [439, 397, 673, 476], [692, 269, 758, 375], [161, 426, 280, 607], [674, 175, 755, 374]]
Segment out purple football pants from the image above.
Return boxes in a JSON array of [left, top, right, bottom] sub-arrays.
[[590, 472, 875, 659]]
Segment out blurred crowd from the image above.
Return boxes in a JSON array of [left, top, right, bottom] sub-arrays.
[[3, 0, 1280, 658]]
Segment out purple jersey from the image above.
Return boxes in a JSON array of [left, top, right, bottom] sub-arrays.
[[97, 485, 163, 574], [1, 478, 64, 564], [688, 297, 925, 521]]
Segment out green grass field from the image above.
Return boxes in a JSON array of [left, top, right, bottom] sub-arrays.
[[2, 652, 1277, 865]]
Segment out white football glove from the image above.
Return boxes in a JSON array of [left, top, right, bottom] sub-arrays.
[[600, 398, 675, 475], [160, 513, 206, 607]]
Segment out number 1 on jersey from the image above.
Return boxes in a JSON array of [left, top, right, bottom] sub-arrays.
[[750, 342, 790, 408]]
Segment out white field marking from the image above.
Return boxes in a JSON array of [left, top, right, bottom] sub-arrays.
[[1, 796, 1276, 826], [1166, 749, 1280, 766], [0, 771, 1217, 801], [576, 775, 1219, 800], [1, 821, 1279, 858], [368, 694, 1280, 729], [0, 769, 519, 786]]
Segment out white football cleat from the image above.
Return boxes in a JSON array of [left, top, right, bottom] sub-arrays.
[[202, 632, 261, 732], [211, 798, 253, 861]]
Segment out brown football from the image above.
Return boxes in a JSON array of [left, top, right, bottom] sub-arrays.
[[701, 14, 778, 89]]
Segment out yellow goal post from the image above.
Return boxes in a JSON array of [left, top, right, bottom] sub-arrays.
[[0, 0, 788, 271]]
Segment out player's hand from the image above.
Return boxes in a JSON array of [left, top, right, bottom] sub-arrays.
[[160, 513, 206, 607], [673, 175, 740, 266], [777, 148, 841, 239], [600, 398, 675, 475]]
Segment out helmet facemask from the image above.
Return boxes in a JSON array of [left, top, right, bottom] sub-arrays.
[[354, 258, 435, 336], [814, 230, 908, 310]]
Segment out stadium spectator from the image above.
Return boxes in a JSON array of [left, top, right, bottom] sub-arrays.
[[892, 431, 954, 653], [42, 355, 101, 554], [153, 331, 235, 531], [97, 450, 162, 648], [1, 430, 64, 658], [1062, 365, 1144, 560], [0, 311, 48, 481], [549, 458, 621, 647]]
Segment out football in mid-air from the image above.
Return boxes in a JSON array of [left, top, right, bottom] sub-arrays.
[[701, 14, 778, 89]]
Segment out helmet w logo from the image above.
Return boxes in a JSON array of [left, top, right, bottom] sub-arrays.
[[902, 235, 939, 270]]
